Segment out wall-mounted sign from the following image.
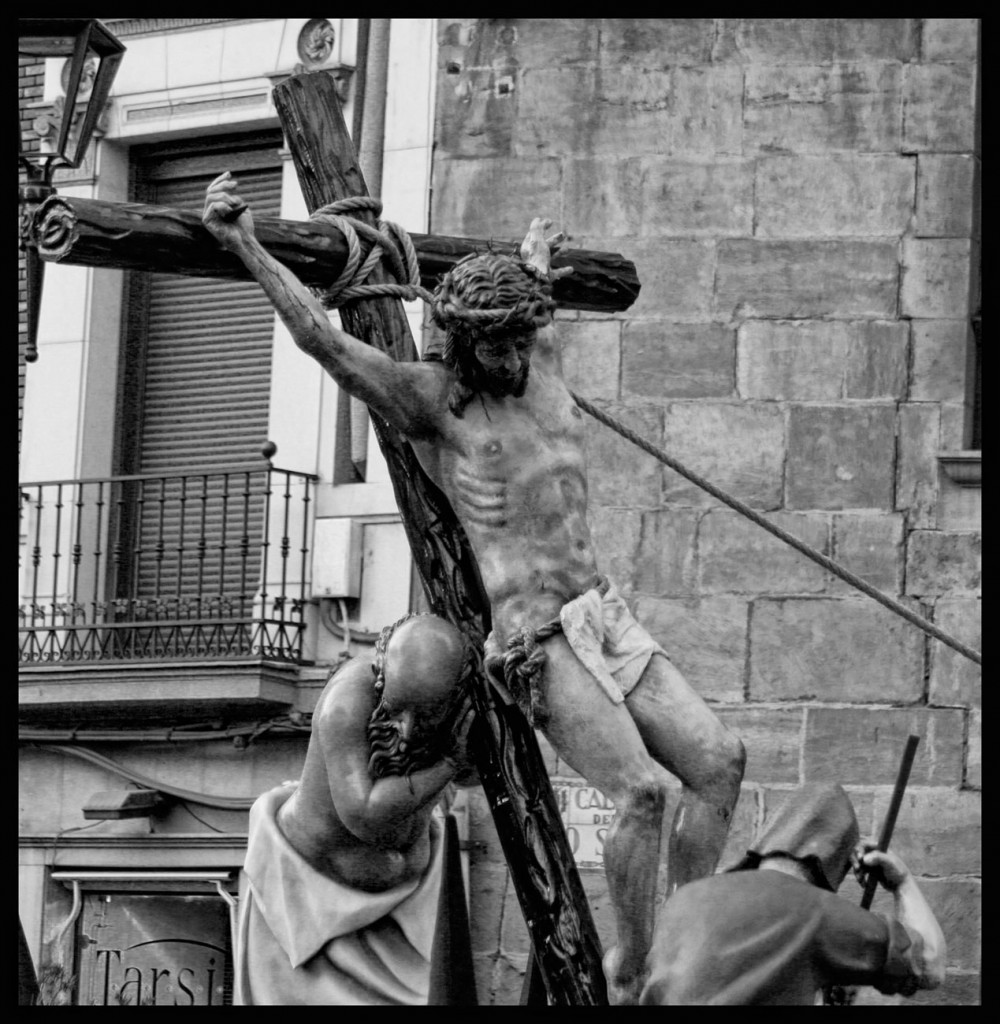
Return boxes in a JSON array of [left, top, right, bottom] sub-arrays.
[[551, 777, 617, 869], [77, 894, 231, 1006]]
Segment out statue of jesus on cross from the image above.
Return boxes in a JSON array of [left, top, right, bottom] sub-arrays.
[[204, 173, 746, 1005]]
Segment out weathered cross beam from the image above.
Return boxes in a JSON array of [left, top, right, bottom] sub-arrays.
[[32, 197, 639, 313]]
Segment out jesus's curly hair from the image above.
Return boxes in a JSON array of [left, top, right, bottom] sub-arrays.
[[428, 252, 557, 417]]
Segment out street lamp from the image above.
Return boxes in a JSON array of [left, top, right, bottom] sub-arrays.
[[18, 19, 125, 362]]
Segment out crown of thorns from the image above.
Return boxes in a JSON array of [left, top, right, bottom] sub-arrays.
[[430, 251, 557, 343]]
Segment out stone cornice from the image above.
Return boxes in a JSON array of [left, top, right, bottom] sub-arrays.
[[102, 18, 262, 38], [938, 451, 982, 487], [20, 833, 247, 848], [19, 833, 249, 870], [19, 658, 301, 724]]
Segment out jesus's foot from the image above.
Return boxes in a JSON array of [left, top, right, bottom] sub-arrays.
[[602, 946, 647, 1006]]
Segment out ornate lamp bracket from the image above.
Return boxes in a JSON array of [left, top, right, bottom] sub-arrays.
[[18, 18, 125, 363]]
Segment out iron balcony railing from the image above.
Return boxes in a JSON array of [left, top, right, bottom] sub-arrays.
[[19, 464, 317, 665]]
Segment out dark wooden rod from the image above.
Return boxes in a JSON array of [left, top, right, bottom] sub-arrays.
[[860, 734, 920, 909]]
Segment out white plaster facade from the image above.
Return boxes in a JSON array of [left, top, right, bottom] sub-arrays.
[[20, 19, 443, 984], [21, 18, 439, 661]]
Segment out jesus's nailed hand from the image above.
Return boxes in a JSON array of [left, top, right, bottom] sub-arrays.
[[203, 171, 254, 249], [519, 216, 574, 282]]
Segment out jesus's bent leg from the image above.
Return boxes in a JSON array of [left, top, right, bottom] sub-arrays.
[[624, 652, 746, 895], [537, 635, 673, 1005]]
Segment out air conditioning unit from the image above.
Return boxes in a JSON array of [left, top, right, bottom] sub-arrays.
[[311, 518, 362, 598]]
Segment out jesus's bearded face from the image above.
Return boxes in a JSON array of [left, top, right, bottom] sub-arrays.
[[471, 330, 535, 398]]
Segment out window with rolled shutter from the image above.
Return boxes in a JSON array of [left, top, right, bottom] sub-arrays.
[[115, 134, 283, 627]]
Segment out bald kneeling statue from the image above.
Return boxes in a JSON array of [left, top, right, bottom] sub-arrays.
[[235, 614, 478, 1005]]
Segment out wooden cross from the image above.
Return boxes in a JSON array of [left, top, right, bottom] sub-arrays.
[[32, 198, 638, 317], [31, 71, 640, 1006]]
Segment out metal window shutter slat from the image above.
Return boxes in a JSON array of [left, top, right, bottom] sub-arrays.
[[132, 155, 282, 603]]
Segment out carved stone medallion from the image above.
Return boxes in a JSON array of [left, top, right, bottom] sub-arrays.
[[297, 19, 336, 67]]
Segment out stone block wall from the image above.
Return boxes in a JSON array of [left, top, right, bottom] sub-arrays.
[[432, 18, 980, 1004]]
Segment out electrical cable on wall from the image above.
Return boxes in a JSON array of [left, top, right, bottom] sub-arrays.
[[20, 715, 312, 745], [26, 743, 258, 811], [319, 595, 381, 645], [339, 598, 352, 658]]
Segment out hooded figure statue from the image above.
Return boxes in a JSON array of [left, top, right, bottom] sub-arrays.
[[639, 783, 946, 1006], [727, 782, 860, 892]]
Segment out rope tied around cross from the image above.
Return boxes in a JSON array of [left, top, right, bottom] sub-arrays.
[[310, 195, 435, 308], [310, 200, 981, 669]]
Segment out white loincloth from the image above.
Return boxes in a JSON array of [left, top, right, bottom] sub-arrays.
[[485, 580, 668, 707], [558, 580, 668, 703], [235, 786, 444, 1005]]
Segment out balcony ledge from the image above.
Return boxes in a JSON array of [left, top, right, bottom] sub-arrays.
[[18, 657, 301, 724]]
